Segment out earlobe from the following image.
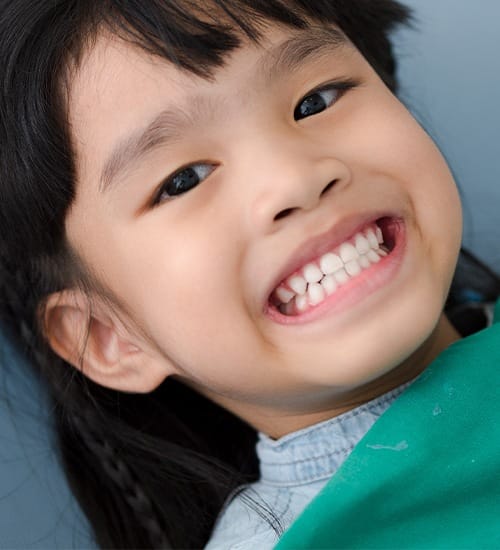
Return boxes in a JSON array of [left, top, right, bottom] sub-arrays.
[[43, 290, 170, 393]]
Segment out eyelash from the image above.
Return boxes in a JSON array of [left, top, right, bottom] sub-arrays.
[[152, 79, 358, 206]]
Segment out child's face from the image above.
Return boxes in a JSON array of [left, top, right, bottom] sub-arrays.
[[64, 23, 462, 436]]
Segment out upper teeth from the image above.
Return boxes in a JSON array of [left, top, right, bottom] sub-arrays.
[[274, 225, 387, 312]]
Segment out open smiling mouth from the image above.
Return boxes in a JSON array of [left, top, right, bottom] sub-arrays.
[[268, 217, 401, 318]]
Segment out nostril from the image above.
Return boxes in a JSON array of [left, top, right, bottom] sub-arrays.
[[320, 179, 338, 197], [274, 207, 296, 221], [273, 180, 339, 222]]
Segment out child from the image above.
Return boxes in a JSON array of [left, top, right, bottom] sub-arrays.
[[0, 1, 498, 548]]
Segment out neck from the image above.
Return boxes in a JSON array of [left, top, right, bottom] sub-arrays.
[[234, 314, 461, 439]]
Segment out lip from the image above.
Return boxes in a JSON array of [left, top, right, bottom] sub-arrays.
[[263, 213, 406, 323]]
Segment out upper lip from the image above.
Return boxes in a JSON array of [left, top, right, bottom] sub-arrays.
[[263, 211, 395, 307]]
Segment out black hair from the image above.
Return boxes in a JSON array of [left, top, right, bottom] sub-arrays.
[[4, 1, 483, 548]]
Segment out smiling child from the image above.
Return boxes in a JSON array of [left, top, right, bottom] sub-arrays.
[[0, 1, 497, 549]]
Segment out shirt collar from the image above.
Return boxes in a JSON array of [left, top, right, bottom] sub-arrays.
[[256, 383, 411, 486]]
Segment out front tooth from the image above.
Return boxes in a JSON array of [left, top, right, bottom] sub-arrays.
[[366, 229, 379, 249], [339, 243, 359, 263], [303, 263, 323, 283], [295, 294, 308, 312], [276, 286, 295, 304], [287, 275, 307, 295], [375, 226, 384, 244], [345, 259, 362, 277], [321, 275, 337, 295], [334, 268, 350, 285], [367, 249, 381, 263], [308, 283, 325, 306], [354, 233, 370, 255], [319, 252, 343, 275]]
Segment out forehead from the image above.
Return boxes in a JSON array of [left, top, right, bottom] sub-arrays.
[[68, 24, 351, 192]]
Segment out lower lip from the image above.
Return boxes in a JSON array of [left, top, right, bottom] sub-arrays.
[[265, 219, 407, 325]]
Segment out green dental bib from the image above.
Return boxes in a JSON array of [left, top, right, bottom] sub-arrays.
[[275, 309, 500, 549]]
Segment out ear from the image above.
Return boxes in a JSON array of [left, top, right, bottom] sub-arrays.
[[43, 289, 171, 393]]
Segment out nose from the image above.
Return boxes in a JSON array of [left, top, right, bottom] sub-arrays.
[[241, 136, 351, 234]]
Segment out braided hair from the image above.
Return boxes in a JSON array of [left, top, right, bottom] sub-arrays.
[[0, 1, 417, 547]]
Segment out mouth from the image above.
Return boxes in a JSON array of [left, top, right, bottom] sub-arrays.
[[267, 216, 402, 319]]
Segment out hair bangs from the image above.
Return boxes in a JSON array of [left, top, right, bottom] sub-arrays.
[[69, 0, 311, 79], [68, 0, 411, 85]]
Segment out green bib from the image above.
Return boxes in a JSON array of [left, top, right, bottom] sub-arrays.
[[276, 309, 500, 549]]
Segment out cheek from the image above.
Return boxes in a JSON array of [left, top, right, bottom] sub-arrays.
[[321, 89, 462, 316], [383, 107, 463, 273], [348, 90, 444, 180], [345, 89, 462, 259], [98, 217, 255, 366], [68, 182, 266, 386]]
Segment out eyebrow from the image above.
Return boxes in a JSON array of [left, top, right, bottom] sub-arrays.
[[99, 106, 197, 192], [99, 26, 347, 193]]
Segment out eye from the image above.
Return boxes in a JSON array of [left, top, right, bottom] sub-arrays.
[[154, 162, 215, 205], [294, 80, 357, 121]]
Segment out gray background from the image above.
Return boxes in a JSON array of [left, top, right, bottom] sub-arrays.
[[397, 0, 500, 270]]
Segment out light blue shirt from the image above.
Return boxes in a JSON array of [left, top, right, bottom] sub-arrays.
[[205, 383, 410, 549]]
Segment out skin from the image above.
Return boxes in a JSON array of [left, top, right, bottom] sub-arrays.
[[48, 23, 462, 439]]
